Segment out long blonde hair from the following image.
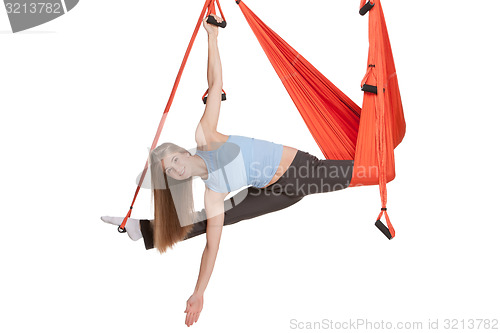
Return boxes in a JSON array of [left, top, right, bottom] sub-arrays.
[[148, 142, 194, 253]]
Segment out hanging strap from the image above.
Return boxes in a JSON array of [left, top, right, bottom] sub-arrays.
[[208, 0, 227, 27], [375, 208, 395, 239], [361, 64, 378, 94], [360, 0, 397, 240], [118, 0, 226, 233]]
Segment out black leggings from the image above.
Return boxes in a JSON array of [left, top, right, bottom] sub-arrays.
[[140, 150, 354, 250]]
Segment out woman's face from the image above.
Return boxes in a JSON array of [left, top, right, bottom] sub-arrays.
[[162, 152, 192, 181]]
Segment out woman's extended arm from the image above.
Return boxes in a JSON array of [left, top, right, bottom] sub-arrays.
[[196, 15, 224, 146], [206, 20, 222, 90], [184, 188, 226, 327]]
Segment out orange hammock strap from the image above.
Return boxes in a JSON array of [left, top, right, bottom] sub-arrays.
[[119, 0, 224, 232], [208, 0, 226, 22], [358, 0, 405, 239], [375, 208, 395, 239]]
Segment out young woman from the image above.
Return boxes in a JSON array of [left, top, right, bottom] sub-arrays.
[[102, 15, 353, 327]]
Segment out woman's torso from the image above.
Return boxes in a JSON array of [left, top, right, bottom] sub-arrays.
[[196, 133, 297, 192]]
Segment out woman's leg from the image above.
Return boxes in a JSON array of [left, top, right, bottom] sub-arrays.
[[180, 151, 353, 244], [185, 187, 304, 240], [139, 187, 304, 249], [267, 150, 354, 197]]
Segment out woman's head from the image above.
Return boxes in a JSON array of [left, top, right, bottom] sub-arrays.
[[149, 142, 195, 253], [159, 145, 197, 181]]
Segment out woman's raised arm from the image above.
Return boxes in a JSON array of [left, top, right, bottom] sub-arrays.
[[196, 15, 224, 146]]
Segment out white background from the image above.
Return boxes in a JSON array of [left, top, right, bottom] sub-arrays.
[[1, 0, 499, 332]]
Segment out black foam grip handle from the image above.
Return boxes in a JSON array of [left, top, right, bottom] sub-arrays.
[[203, 92, 227, 104], [207, 15, 227, 28], [362, 84, 378, 94], [375, 220, 393, 240], [359, 1, 375, 16]]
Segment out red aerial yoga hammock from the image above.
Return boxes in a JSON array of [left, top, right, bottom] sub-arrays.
[[118, 0, 405, 240]]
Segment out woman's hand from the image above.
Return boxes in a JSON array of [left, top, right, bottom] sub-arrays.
[[184, 292, 204, 327], [203, 15, 222, 37]]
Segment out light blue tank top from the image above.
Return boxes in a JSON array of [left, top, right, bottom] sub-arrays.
[[195, 135, 284, 193]]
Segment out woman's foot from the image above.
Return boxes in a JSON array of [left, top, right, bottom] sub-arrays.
[[100, 216, 143, 241]]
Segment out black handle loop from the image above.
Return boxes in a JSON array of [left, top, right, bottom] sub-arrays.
[[375, 220, 393, 240], [361, 84, 378, 94], [117, 226, 127, 233], [207, 15, 227, 28], [203, 92, 226, 104], [359, 1, 375, 16]]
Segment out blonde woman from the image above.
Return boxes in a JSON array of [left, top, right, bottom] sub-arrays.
[[102, 15, 353, 327]]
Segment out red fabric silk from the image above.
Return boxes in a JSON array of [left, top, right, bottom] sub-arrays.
[[238, 1, 361, 160], [238, 0, 405, 237]]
